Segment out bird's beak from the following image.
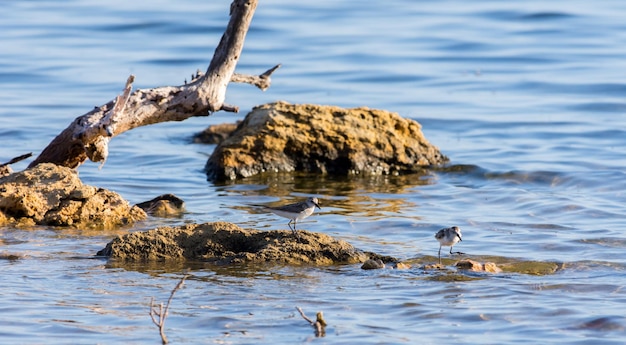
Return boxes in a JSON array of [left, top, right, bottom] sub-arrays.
[[457, 234, 462, 241], [314, 202, 321, 209]]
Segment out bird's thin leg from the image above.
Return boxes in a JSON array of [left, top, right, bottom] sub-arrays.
[[288, 219, 300, 238], [450, 246, 465, 255], [438, 245, 442, 265]]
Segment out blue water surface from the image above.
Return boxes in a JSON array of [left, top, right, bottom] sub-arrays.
[[2, 0, 626, 343]]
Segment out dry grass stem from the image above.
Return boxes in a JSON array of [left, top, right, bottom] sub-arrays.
[[150, 275, 189, 344], [296, 306, 327, 337]]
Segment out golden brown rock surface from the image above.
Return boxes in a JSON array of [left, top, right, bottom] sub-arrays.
[[97, 221, 369, 265], [205, 101, 448, 180], [135, 194, 185, 217], [456, 259, 503, 273], [0, 163, 146, 228]]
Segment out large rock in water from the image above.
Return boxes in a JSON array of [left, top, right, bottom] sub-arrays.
[[0, 163, 146, 228], [97, 221, 369, 265], [205, 101, 447, 180]]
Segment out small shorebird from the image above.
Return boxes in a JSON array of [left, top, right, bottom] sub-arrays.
[[265, 197, 321, 236], [434, 226, 463, 264]]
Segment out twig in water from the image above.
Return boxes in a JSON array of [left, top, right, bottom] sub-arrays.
[[296, 306, 327, 337], [150, 275, 189, 344]]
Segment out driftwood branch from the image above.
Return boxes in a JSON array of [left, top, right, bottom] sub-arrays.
[[29, 0, 276, 169], [149, 275, 188, 344], [186, 63, 280, 91], [231, 63, 281, 91]]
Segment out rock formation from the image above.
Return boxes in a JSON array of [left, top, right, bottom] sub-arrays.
[[0, 163, 146, 228], [205, 101, 448, 180], [97, 221, 369, 265], [455, 259, 502, 273], [135, 194, 185, 217]]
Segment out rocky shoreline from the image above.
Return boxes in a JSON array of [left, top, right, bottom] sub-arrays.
[[0, 103, 560, 275]]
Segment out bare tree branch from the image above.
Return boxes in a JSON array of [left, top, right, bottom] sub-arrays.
[[29, 0, 274, 169], [231, 64, 281, 91], [201, 0, 257, 112], [296, 306, 327, 337], [150, 275, 189, 344]]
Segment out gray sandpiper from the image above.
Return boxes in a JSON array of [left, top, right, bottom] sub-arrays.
[[434, 226, 463, 264], [265, 197, 321, 236]]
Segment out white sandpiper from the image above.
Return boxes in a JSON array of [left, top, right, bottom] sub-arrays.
[[434, 226, 463, 264], [264, 197, 321, 236]]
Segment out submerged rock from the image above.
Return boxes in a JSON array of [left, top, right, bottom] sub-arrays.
[[193, 121, 241, 144], [205, 101, 448, 180], [135, 193, 185, 217], [421, 257, 560, 276], [0, 163, 146, 228], [499, 260, 560, 275], [361, 259, 385, 270], [456, 259, 502, 273], [97, 221, 369, 265]]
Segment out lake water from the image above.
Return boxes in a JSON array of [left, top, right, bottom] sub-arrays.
[[2, 0, 626, 343]]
